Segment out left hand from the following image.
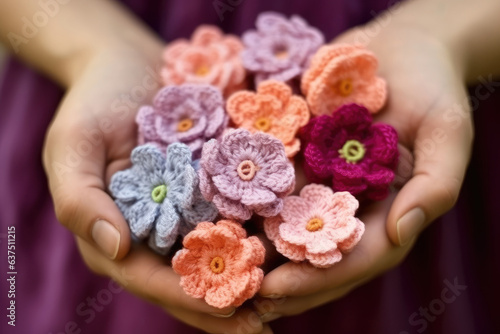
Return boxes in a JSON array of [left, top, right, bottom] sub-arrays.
[[255, 13, 473, 322]]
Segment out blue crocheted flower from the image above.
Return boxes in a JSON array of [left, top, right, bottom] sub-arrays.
[[109, 143, 218, 255]]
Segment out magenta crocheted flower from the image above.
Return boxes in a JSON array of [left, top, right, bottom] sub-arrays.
[[172, 219, 265, 309], [161, 25, 247, 97], [136, 84, 228, 158], [242, 12, 324, 85], [264, 184, 364, 268], [199, 129, 295, 221], [300, 104, 399, 201]]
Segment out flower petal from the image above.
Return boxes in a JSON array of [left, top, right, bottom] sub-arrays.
[[180, 272, 209, 299], [204, 283, 237, 309], [130, 145, 166, 181], [366, 123, 399, 167], [213, 194, 252, 221], [305, 233, 338, 254], [109, 169, 142, 202], [147, 201, 181, 255], [336, 218, 365, 252], [306, 248, 343, 268]]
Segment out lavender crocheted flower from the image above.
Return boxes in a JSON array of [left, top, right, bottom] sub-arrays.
[[109, 143, 218, 255], [199, 129, 295, 221], [136, 84, 229, 159], [242, 12, 324, 85]]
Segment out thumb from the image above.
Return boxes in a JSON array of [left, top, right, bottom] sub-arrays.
[[43, 131, 131, 260], [387, 112, 473, 246]]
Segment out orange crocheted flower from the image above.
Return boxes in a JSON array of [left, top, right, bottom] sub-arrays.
[[161, 25, 247, 97], [264, 184, 365, 268], [172, 220, 265, 308], [226, 80, 310, 157], [301, 44, 387, 115]]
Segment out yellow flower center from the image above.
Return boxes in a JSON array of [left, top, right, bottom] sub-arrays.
[[237, 160, 258, 181], [195, 64, 210, 77], [338, 78, 353, 97], [306, 218, 324, 232], [151, 184, 167, 203], [177, 118, 193, 132], [210, 256, 225, 274], [338, 140, 366, 164], [254, 117, 272, 132], [274, 50, 289, 59]]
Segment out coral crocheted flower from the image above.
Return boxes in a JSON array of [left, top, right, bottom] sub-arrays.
[[199, 129, 295, 221], [241, 12, 324, 85], [161, 25, 247, 97], [226, 80, 310, 157], [172, 219, 265, 308], [136, 84, 228, 159], [264, 184, 364, 268], [109, 144, 218, 255], [301, 44, 387, 115], [301, 104, 399, 201]]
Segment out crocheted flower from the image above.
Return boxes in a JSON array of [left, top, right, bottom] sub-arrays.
[[109, 144, 218, 255], [226, 80, 310, 158], [199, 129, 295, 221], [136, 84, 228, 159], [241, 12, 324, 85], [172, 219, 265, 308], [301, 44, 387, 115], [161, 25, 247, 97], [264, 184, 364, 268], [300, 104, 399, 201]]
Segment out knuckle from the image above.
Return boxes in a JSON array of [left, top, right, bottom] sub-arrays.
[[434, 177, 462, 211], [53, 193, 81, 230]]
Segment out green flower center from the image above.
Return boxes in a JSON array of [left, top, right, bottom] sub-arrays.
[[151, 184, 167, 203], [338, 140, 366, 164]]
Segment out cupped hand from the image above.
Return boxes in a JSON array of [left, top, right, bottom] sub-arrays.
[[42, 43, 269, 334], [256, 19, 473, 321]]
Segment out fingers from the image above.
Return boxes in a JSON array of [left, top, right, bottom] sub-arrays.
[[387, 110, 473, 246], [43, 121, 131, 260]]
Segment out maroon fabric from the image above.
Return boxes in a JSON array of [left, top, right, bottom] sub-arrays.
[[1, 1, 499, 333]]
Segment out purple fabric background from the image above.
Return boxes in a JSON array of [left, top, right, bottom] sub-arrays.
[[1, 0, 499, 333]]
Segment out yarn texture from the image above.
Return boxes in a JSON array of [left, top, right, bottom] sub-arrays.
[[241, 12, 324, 85], [109, 144, 218, 255], [136, 84, 228, 159], [161, 25, 247, 97], [301, 43, 387, 115], [172, 219, 265, 309], [226, 80, 310, 157], [264, 184, 364, 268], [300, 104, 399, 201], [199, 129, 295, 221]]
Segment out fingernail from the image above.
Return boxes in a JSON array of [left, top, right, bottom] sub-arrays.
[[397, 208, 426, 246], [210, 309, 235, 318], [260, 312, 282, 322], [92, 220, 120, 260], [261, 294, 283, 299]]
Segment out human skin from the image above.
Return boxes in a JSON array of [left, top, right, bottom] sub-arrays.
[[1, 0, 499, 333]]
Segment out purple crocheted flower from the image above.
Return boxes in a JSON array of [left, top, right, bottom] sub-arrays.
[[109, 143, 218, 255], [242, 12, 324, 85], [300, 104, 399, 201], [136, 84, 229, 159], [199, 129, 295, 221]]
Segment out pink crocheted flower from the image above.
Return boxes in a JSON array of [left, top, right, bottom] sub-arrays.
[[172, 219, 265, 308], [300, 104, 399, 201], [161, 25, 247, 97], [226, 80, 310, 158], [242, 12, 324, 85], [199, 129, 295, 221], [136, 84, 228, 158], [301, 44, 387, 115], [264, 184, 364, 268]]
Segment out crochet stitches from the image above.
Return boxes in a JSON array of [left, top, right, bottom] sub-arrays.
[[199, 129, 295, 221], [301, 43, 387, 115], [264, 184, 365, 268], [226, 80, 310, 158], [172, 219, 265, 308], [300, 104, 399, 201], [109, 144, 218, 255], [241, 12, 324, 85], [161, 25, 247, 97], [136, 84, 228, 159]]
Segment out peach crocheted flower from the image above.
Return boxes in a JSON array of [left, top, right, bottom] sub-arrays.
[[226, 80, 310, 157], [172, 220, 265, 309], [264, 184, 365, 268], [161, 25, 247, 97], [301, 44, 387, 115]]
